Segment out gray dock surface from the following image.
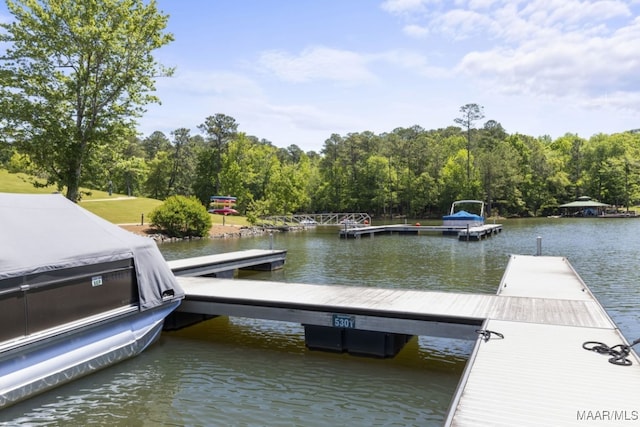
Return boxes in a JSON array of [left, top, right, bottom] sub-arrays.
[[175, 254, 640, 425], [167, 249, 286, 277], [446, 255, 640, 426]]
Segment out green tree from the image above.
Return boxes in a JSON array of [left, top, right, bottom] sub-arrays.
[[318, 134, 347, 211], [0, 141, 15, 167], [167, 128, 198, 196], [195, 113, 239, 201], [454, 104, 485, 193], [141, 131, 171, 160], [0, 0, 173, 201], [439, 149, 481, 208], [551, 133, 587, 199], [111, 156, 148, 197], [583, 132, 640, 208], [144, 151, 172, 199]]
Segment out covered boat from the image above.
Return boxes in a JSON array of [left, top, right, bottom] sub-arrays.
[[0, 193, 184, 408], [442, 200, 485, 227]]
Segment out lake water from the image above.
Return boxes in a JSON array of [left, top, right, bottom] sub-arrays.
[[2, 218, 639, 426]]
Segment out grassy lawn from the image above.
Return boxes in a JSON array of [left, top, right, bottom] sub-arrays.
[[80, 198, 163, 224], [0, 168, 249, 226], [0, 169, 56, 194]]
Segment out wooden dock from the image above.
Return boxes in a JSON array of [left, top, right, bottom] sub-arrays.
[[339, 223, 502, 240], [167, 249, 286, 278], [171, 254, 640, 425]]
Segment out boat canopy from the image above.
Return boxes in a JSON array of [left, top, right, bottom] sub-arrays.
[[0, 193, 183, 311], [558, 199, 609, 208], [442, 210, 484, 221]]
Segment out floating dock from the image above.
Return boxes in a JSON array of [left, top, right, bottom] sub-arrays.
[[445, 255, 640, 426], [170, 253, 640, 425], [167, 249, 287, 278], [164, 249, 287, 330], [339, 223, 502, 240]]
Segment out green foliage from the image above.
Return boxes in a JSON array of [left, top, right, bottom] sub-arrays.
[[141, 131, 172, 161], [0, 0, 173, 201], [193, 114, 239, 203], [144, 151, 173, 200], [0, 142, 14, 167], [7, 152, 34, 174], [246, 199, 269, 225], [145, 121, 640, 218], [149, 195, 212, 238]]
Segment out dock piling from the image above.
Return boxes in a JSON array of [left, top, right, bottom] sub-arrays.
[[536, 236, 542, 256]]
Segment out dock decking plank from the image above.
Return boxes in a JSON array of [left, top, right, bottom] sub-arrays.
[[447, 320, 640, 427], [172, 251, 639, 426], [177, 278, 612, 329], [167, 249, 287, 277]]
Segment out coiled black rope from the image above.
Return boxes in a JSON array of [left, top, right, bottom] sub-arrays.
[[582, 338, 640, 366], [475, 329, 504, 342]]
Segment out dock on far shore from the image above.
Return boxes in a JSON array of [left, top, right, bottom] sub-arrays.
[[339, 223, 502, 240]]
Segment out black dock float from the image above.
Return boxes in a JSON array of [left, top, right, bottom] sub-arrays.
[[304, 324, 413, 357]]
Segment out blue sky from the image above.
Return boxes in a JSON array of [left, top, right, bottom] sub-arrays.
[[3, 0, 640, 151]]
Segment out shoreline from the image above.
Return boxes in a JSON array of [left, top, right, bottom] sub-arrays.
[[118, 223, 267, 242]]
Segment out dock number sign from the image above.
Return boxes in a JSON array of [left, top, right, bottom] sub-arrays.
[[332, 314, 355, 329]]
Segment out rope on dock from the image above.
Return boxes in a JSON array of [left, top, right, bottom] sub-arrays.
[[476, 329, 505, 342], [582, 338, 640, 366]]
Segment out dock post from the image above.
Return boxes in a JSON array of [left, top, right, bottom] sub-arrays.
[[536, 236, 542, 256], [269, 232, 273, 250]]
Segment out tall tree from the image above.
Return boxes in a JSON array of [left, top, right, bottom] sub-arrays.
[[454, 104, 485, 194], [142, 131, 171, 160], [0, 0, 173, 201], [167, 128, 197, 196], [196, 113, 238, 199]]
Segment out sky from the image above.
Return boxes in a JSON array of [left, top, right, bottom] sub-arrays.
[[2, 0, 640, 152]]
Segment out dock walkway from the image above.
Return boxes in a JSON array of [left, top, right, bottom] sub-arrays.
[[339, 223, 502, 240], [174, 254, 640, 425], [446, 255, 640, 426], [167, 249, 286, 278]]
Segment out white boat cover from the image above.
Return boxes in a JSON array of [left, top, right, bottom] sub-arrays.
[[0, 193, 184, 310]]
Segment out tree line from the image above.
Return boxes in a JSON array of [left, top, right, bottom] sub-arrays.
[[4, 109, 640, 219]]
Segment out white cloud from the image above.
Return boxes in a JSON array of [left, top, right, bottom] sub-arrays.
[[158, 70, 265, 98], [468, 0, 499, 10], [261, 103, 366, 132], [384, 0, 640, 114], [403, 24, 430, 37], [258, 46, 377, 84], [520, 0, 630, 28], [437, 8, 497, 39], [373, 49, 450, 78], [455, 14, 640, 107], [380, 0, 434, 14]]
